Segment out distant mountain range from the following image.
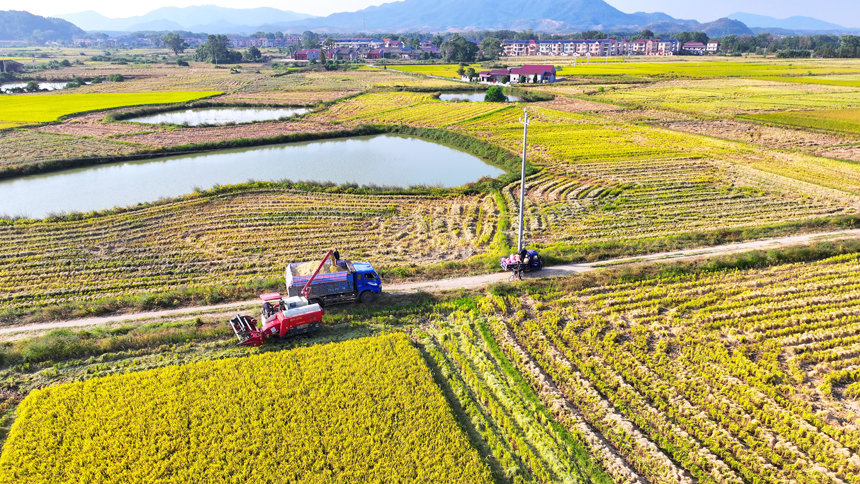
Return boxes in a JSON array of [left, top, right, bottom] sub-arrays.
[[56, 6, 315, 34], [727, 12, 845, 31], [47, 2, 860, 36], [0, 10, 84, 40], [269, 0, 683, 33]]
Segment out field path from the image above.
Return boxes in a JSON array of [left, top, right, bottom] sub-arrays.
[[3, 228, 859, 335]]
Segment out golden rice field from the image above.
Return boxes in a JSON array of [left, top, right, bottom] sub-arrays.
[[0, 91, 221, 125], [0, 333, 492, 483]]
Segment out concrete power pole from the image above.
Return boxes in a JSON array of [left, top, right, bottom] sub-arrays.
[[517, 109, 530, 253]]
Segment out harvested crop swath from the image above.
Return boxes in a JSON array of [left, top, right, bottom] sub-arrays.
[[753, 76, 860, 88], [360, 102, 507, 127], [500, 158, 850, 244], [593, 78, 860, 115], [485, 252, 860, 483], [0, 333, 492, 483], [0, 189, 498, 310], [388, 64, 482, 79], [744, 108, 860, 134], [419, 307, 612, 484], [309, 92, 429, 122], [548, 60, 860, 79], [0, 92, 221, 125]]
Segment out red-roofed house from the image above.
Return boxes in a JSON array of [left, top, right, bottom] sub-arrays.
[[479, 69, 512, 83], [510, 65, 557, 83]]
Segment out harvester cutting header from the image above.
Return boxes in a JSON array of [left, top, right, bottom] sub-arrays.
[[229, 250, 382, 347]]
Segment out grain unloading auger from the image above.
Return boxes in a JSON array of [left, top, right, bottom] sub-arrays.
[[229, 250, 333, 347]]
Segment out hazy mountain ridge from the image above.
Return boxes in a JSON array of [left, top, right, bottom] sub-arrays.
[[727, 12, 845, 31], [0, 10, 85, 40], [57, 5, 315, 32], [275, 0, 681, 33], [50, 2, 857, 36]]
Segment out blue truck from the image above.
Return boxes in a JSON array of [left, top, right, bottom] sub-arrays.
[[285, 260, 382, 306]]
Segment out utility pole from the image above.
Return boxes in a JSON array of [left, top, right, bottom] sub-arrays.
[[517, 108, 530, 253]]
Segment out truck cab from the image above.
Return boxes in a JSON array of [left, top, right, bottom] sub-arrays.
[[352, 262, 382, 303]]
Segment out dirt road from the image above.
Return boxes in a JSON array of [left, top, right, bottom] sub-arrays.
[[3, 228, 859, 336]]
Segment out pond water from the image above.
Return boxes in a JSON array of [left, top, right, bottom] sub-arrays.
[[0, 82, 71, 92], [0, 134, 505, 219], [439, 91, 522, 103], [127, 107, 311, 126]]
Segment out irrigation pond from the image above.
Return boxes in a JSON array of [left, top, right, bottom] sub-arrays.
[[0, 134, 505, 218], [127, 107, 312, 126]]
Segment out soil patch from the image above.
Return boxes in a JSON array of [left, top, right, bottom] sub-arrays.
[[117, 120, 341, 147]]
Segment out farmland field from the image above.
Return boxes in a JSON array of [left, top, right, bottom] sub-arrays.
[[388, 63, 481, 78], [516, 58, 860, 78], [0, 333, 492, 483], [743, 108, 860, 134], [591, 78, 860, 115], [0, 91, 221, 125], [5, 55, 860, 484]]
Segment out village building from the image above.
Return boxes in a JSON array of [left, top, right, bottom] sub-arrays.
[[334, 38, 383, 49], [326, 48, 360, 61], [683, 42, 707, 54], [293, 49, 321, 61], [478, 69, 512, 83], [476, 65, 557, 84]]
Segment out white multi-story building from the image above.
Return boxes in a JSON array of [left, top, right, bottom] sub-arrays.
[[502, 39, 626, 57], [334, 38, 384, 49]]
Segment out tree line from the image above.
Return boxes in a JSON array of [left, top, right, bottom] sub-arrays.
[[158, 29, 860, 65]]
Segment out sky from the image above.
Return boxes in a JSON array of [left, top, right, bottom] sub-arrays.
[[6, 0, 858, 27]]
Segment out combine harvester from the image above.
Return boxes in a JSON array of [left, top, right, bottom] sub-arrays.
[[229, 250, 382, 347]]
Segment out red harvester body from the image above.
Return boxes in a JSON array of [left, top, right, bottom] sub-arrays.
[[228, 251, 332, 347]]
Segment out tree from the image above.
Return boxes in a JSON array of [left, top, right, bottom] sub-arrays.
[[631, 29, 655, 41], [466, 67, 477, 81], [302, 31, 320, 49], [405, 37, 420, 49], [195, 35, 241, 64], [322, 38, 336, 60], [484, 86, 507, 102], [244, 46, 262, 61], [580, 31, 606, 40], [440, 35, 479, 62], [432, 35, 444, 47], [162, 33, 189, 56], [25, 81, 39, 92], [480, 37, 502, 60]]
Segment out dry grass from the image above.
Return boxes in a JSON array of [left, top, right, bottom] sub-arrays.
[[115, 120, 339, 147], [0, 130, 143, 166]]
